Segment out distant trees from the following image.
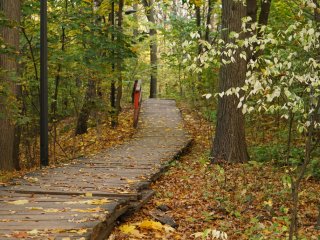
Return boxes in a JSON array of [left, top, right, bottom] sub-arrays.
[[0, 0, 20, 170]]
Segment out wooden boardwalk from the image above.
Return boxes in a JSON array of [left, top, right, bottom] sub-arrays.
[[0, 99, 191, 240]]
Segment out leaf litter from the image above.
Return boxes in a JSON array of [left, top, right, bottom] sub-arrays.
[[111, 103, 320, 239]]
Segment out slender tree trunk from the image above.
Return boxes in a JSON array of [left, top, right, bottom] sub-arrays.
[[255, 0, 272, 58], [211, 0, 249, 163], [75, 79, 96, 135], [150, 27, 157, 98], [142, 0, 158, 98], [0, 0, 21, 170], [286, 111, 294, 164], [246, 0, 257, 23], [115, 0, 124, 113], [51, 26, 66, 118], [205, 0, 214, 42], [109, 1, 117, 127], [195, 5, 203, 91], [13, 84, 22, 170], [289, 117, 314, 240], [133, 3, 139, 37], [258, 0, 272, 27]]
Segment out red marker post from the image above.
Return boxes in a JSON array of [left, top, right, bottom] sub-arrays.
[[133, 80, 142, 128]]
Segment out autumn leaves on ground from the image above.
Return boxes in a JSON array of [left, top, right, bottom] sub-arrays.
[[110, 103, 320, 240], [0, 107, 135, 183], [0, 102, 319, 239]]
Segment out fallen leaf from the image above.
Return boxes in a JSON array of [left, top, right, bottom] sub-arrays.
[[164, 224, 175, 233], [26, 207, 44, 210], [85, 192, 93, 197], [27, 229, 39, 235], [138, 220, 163, 231], [8, 200, 29, 205], [71, 207, 102, 213], [11, 231, 28, 238], [119, 224, 144, 237], [43, 208, 61, 213]]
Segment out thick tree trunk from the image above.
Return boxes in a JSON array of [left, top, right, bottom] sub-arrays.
[[211, 0, 249, 163], [142, 0, 157, 98], [0, 0, 20, 170]]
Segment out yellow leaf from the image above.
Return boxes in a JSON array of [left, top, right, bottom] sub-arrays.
[[27, 229, 39, 235], [65, 198, 110, 205], [85, 192, 93, 197], [84, 198, 110, 205], [26, 207, 44, 210], [164, 224, 175, 233], [8, 199, 29, 205], [119, 224, 136, 234], [138, 220, 163, 231], [119, 224, 144, 237], [264, 199, 273, 207], [71, 207, 101, 213], [126, 179, 138, 184], [43, 208, 61, 213]]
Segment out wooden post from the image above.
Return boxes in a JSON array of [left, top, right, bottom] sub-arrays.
[[133, 80, 142, 128], [40, 0, 48, 167]]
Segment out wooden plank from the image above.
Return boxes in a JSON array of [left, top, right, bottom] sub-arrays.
[[2, 189, 138, 200]]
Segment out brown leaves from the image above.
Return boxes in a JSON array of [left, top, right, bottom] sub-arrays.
[[111, 103, 320, 239], [117, 220, 175, 239]]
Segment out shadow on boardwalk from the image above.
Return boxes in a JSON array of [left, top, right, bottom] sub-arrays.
[[0, 99, 192, 240]]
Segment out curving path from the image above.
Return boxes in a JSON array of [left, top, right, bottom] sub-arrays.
[[0, 99, 191, 240]]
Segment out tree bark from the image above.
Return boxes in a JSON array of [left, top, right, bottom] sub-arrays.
[[205, 0, 214, 42], [142, 0, 157, 98], [75, 79, 96, 135], [195, 5, 203, 90], [246, 0, 257, 23], [258, 0, 272, 27], [0, 0, 21, 170], [211, 0, 249, 163], [115, 0, 124, 113], [109, 1, 117, 127], [51, 26, 66, 118]]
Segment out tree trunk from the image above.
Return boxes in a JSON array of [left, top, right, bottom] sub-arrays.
[[195, 5, 203, 91], [246, 0, 257, 23], [0, 0, 21, 170], [51, 26, 66, 119], [142, 0, 157, 98], [258, 0, 272, 27], [211, 0, 249, 163], [205, 0, 214, 42], [115, 0, 124, 113], [75, 79, 96, 135], [109, 1, 117, 127]]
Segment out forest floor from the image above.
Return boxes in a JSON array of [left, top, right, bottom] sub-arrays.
[[0, 106, 135, 184], [0, 101, 319, 239], [110, 103, 320, 240]]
